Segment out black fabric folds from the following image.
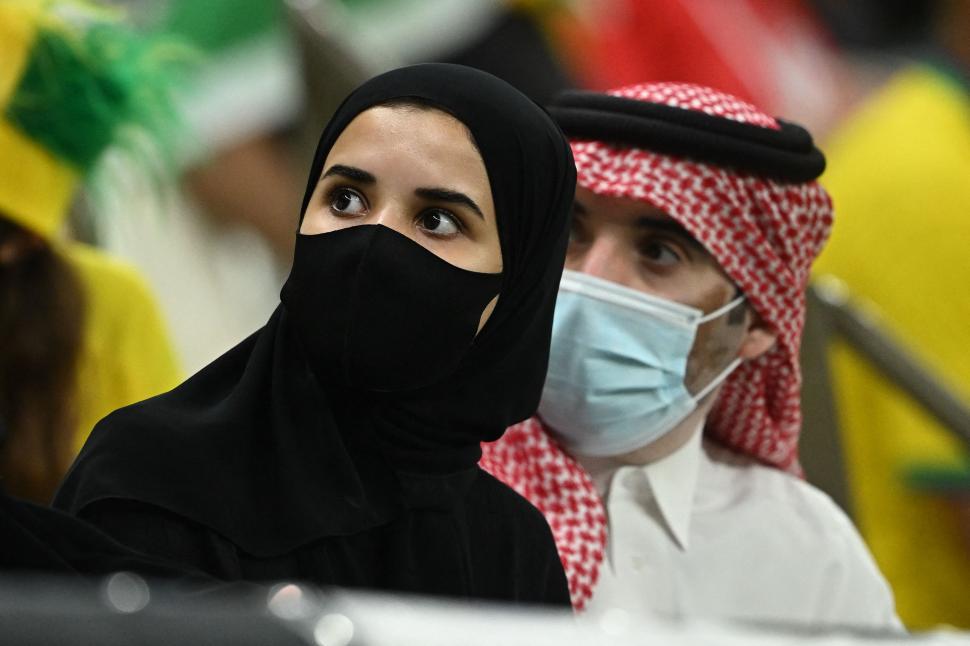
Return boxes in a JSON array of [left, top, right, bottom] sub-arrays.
[[0, 491, 207, 580], [54, 61, 576, 590], [549, 90, 826, 181]]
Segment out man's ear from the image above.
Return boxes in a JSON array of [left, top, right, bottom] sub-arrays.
[[738, 308, 777, 360]]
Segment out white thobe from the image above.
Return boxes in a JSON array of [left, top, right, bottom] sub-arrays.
[[578, 426, 903, 631]]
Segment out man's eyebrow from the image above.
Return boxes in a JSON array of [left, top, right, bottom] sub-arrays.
[[415, 187, 485, 220], [636, 216, 706, 250], [321, 164, 375, 184]]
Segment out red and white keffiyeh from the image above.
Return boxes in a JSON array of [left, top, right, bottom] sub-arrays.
[[481, 82, 833, 610], [480, 417, 607, 610]]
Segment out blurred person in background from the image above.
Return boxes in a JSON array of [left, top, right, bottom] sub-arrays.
[[291, 0, 574, 105], [0, 0, 180, 503], [89, 0, 306, 375], [481, 83, 901, 629], [813, 0, 970, 629], [554, 0, 851, 136], [56, 64, 577, 605]]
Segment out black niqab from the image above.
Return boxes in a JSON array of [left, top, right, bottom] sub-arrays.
[[55, 63, 575, 595]]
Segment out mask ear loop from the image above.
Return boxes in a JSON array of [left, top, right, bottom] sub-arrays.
[[691, 295, 748, 401], [698, 294, 746, 324], [692, 357, 743, 402]]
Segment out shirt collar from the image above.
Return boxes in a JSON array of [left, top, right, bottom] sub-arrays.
[[574, 420, 706, 551], [640, 420, 704, 551]]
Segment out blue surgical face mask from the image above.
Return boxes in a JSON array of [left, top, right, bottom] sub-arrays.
[[538, 270, 745, 457]]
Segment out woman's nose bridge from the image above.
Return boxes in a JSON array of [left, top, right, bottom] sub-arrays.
[[371, 203, 410, 236]]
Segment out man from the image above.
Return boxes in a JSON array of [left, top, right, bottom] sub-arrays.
[[481, 82, 900, 629]]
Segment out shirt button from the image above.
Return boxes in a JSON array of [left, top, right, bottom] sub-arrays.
[[631, 555, 645, 572]]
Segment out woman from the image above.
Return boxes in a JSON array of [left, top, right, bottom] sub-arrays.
[[56, 63, 576, 605]]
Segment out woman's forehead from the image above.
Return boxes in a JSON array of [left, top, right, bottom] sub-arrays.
[[333, 106, 475, 154], [326, 108, 483, 174]]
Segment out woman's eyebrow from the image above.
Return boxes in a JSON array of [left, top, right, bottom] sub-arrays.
[[321, 164, 375, 184], [415, 187, 485, 220]]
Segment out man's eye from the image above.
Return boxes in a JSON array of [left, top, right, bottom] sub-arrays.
[[329, 188, 367, 215], [417, 209, 461, 237], [567, 219, 589, 249], [640, 240, 681, 266]]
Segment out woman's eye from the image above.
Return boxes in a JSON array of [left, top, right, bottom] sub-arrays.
[[417, 210, 461, 237], [329, 188, 367, 216], [640, 240, 681, 266]]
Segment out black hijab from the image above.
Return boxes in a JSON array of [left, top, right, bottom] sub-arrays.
[[55, 64, 575, 557]]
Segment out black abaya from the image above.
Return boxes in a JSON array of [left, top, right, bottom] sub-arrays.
[[0, 491, 203, 580], [55, 64, 575, 605]]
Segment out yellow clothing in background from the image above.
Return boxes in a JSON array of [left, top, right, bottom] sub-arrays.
[[64, 242, 181, 453], [815, 64, 970, 629]]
